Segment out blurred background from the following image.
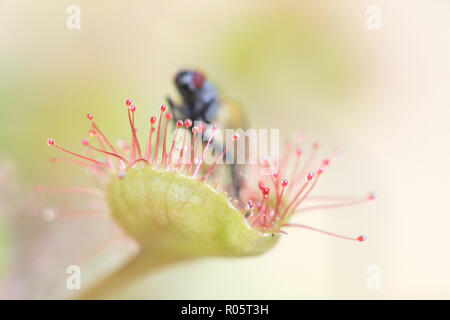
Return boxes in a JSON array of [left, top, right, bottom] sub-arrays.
[[0, 0, 449, 299]]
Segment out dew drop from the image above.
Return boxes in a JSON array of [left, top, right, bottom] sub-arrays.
[[357, 235, 367, 242], [42, 208, 57, 222]]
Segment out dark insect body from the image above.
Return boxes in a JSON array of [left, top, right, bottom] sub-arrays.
[[167, 70, 247, 199]]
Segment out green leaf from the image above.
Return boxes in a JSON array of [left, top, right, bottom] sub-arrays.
[[80, 166, 278, 298], [108, 166, 278, 258]]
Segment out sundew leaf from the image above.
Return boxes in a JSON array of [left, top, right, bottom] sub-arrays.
[[108, 166, 278, 258], [46, 101, 371, 299], [79, 166, 278, 298]]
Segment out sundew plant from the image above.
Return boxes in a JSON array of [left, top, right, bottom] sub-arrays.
[[41, 99, 374, 298]]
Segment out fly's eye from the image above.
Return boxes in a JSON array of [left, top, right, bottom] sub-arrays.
[[193, 71, 205, 89]]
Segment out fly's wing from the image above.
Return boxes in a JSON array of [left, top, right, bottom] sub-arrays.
[[217, 98, 248, 162], [219, 98, 248, 131]]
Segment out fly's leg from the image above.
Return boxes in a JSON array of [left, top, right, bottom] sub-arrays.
[[166, 96, 184, 124], [230, 163, 242, 200], [220, 141, 242, 201]]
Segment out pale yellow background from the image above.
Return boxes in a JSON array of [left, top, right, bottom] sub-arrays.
[[0, 0, 449, 299]]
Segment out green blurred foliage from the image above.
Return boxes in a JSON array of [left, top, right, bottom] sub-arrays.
[[212, 11, 356, 103]]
